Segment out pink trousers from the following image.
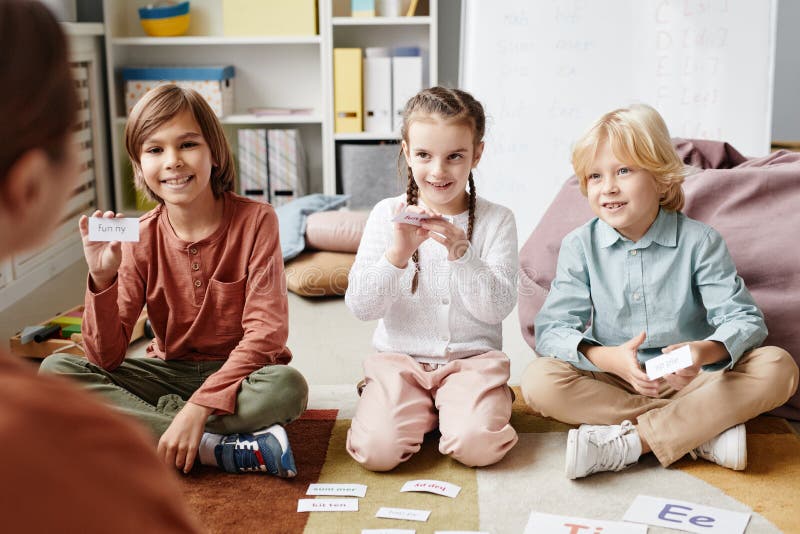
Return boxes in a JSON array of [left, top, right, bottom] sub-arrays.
[[346, 351, 518, 471]]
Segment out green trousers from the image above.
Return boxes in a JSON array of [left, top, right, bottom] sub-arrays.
[[39, 354, 309, 438]]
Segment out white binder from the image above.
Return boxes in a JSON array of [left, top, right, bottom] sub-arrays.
[[364, 56, 393, 133], [391, 55, 423, 132]]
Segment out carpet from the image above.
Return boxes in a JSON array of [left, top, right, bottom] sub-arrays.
[[180, 388, 800, 533]]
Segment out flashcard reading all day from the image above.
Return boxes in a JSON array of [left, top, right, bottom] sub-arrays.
[[401, 480, 461, 499], [524, 512, 647, 534], [306, 483, 367, 498], [375, 507, 431, 522], [296, 498, 359, 512], [644, 345, 694, 380], [391, 211, 436, 226], [623, 495, 750, 534], [88, 217, 140, 242]]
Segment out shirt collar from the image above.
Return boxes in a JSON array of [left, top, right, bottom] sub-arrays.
[[597, 208, 678, 249]]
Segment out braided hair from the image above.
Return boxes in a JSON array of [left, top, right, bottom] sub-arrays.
[[399, 87, 485, 294]]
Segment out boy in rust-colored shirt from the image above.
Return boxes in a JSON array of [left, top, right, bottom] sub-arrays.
[[41, 85, 308, 478]]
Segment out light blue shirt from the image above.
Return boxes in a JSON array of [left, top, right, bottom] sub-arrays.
[[534, 208, 767, 372]]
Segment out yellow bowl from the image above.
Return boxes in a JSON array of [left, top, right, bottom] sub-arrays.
[[140, 13, 190, 37]]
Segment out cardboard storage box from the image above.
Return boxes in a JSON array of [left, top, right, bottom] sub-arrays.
[[223, 0, 317, 36], [9, 305, 149, 359], [122, 66, 235, 118]]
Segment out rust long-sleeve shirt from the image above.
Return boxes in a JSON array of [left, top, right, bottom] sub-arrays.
[[82, 192, 292, 414]]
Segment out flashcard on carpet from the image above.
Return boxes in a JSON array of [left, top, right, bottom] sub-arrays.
[[88, 217, 139, 242], [623, 495, 750, 534], [401, 479, 461, 498], [645, 345, 694, 379], [524, 512, 647, 534], [376, 507, 431, 522], [296, 498, 359, 512], [307, 483, 367, 498]]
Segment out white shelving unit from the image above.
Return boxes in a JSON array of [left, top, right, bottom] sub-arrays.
[[0, 22, 109, 311], [102, 0, 438, 214]]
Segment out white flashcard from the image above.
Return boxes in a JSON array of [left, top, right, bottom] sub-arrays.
[[296, 498, 359, 512], [524, 512, 647, 534], [376, 507, 431, 522], [645, 345, 694, 380], [306, 483, 367, 498], [362, 530, 416, 534], [623, 495, 750, 534], [391, 211, 436, 226], [401, 479, 461, 499], [88, 217, 139, 242]]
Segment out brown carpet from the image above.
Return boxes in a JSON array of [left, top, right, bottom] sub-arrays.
[[180, 395, 800, 533], [179, 410, 336, 533]]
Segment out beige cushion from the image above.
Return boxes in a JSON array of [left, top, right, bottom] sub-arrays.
[[285, 251, 355, 297], [305, 210, 369, 253]]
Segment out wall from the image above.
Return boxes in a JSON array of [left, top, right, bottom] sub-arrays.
[[773, 0, 800, 141]]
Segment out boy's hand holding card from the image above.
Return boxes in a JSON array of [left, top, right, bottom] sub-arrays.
[[645, 345, 694, 380]]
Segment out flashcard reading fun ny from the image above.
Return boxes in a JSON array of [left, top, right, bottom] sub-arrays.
[[644, 345, 694, 380], [623, 495, 750, 534], [88, 217, 140, 242], [401, 480, 461, 498], [296, 498, 359, 512], [524, 512, 647, 534], [306, 483, 367, 498]]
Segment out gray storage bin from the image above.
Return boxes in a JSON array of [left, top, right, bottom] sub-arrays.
[[338, 142, 406, 209]]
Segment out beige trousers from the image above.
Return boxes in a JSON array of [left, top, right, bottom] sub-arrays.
[[347, 351, 518, 471], [521, 346, 798, 466]]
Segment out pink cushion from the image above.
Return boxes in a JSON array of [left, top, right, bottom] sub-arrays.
[[519, 139, 800, 418], [305, 210, 369, 253]]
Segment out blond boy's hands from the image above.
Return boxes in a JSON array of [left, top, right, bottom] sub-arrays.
[[583, 331, 661, 397], [79, 210, 124, 291], [661, 340, 728, 390]]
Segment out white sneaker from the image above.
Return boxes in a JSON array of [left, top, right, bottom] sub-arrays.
[[691, 423, 746, 471], [565, 420, 642, 479]]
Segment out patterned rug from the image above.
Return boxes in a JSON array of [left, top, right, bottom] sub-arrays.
[[180, 387, 800, 533]]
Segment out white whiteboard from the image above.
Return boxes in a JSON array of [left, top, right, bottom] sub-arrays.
[[461, 0, 777, 241]]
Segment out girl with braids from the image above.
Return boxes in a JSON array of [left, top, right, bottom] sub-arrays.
[[345, 86, 519, 470]]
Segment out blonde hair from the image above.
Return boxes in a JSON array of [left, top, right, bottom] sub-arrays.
[[399, 86, 485, 294], [125, 84, 235, 203], [571, 103, 686, 211]]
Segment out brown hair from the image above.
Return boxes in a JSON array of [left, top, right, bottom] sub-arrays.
[[0, 0, 77, 182], [572, 103, 686, 211], [400, 86, 485, 293], [125, 84, 235, 203]]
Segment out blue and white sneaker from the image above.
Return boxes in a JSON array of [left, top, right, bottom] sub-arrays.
[[214, 424, 297, 477]]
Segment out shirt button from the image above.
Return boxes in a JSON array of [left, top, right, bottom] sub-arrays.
[[194, 279, 202, 288], [191, 262, 200, 271], [630, 250, 638, 256], [633, 292, 641, 301], [442, 298, 449, 305], [189, 247, 198, 255]]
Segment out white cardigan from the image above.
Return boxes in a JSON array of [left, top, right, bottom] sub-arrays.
[[346, 194, 518, 364]]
